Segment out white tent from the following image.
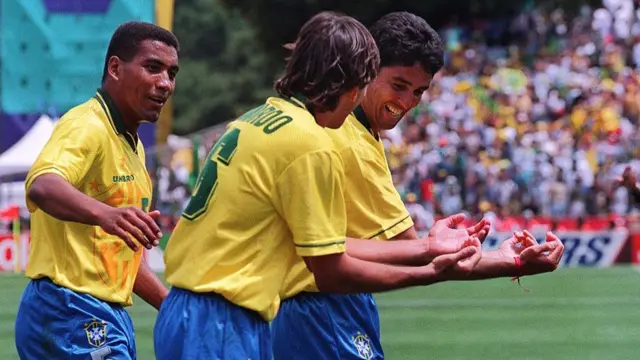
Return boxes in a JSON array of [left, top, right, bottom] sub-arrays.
[[0, 115, 55, 177]]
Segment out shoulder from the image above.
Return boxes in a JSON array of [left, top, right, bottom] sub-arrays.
[[56, 98, 110, 134], [238, 97, 337, 155], [323, 113, 360, 151], [51, 98, 109, 147]]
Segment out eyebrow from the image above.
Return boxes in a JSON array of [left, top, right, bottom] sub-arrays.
[[392, 76, 428, 92], [145, 57, 180, 72]]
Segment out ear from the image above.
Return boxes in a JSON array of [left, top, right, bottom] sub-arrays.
[[106, 56, 122, 82], [346, 86, 362, 106]]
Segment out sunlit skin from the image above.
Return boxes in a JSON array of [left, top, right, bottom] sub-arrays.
[[316, 86, 366, 129], [360, 64, 433, 134], [103, 39, 179, 133]]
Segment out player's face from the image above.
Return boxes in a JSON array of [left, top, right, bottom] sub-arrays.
[[360, 64, 432, 130], [120, 40, 179, 123]]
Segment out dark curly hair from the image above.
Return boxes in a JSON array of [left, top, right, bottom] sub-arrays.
[[274, 11, 380, 113], [102, 21, 179, 83], [369, 12, 444, 76]]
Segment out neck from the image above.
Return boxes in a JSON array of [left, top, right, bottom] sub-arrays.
[[101, 83, 140, 134], [361, 102, 381, 136], [314, 111, 335, 128]]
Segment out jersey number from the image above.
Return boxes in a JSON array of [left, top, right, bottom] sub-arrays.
[[182, 128, 240, 220]]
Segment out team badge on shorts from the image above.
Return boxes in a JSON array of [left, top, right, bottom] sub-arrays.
[[352, 332, 373, 359], [84, 320, 107, 348]]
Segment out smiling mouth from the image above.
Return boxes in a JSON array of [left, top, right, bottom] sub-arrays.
[[385, 104, 403, 118], [148, 96, 166, 106]]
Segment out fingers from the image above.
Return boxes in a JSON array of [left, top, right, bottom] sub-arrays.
[[139, 209, 163, 238], [477, 222, 491, 243], [111, 227, 139, 252], [520, 241, 558, 260], [118, 208, 162, 249], [432, 246, 477, 271], [444, 213, 466, 228], [456, 246, 482, 273], [546, 231, 565, 264], [462, 236, 482, 249], [545, 231, 560, 243], [522, 230, 539, 247], [118, 219, 153, 249], [451, 245, 478, 263], [466, 218, 487, 237]]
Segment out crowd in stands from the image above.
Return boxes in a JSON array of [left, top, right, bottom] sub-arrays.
[[151, 2, 640, 234], [382, 2, 640, 232]]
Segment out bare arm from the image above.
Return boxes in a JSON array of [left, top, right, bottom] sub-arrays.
[[345, 216, 489, 266], [452, 231, 565, 281], [133, 254, 168, 310], [305, 241, 481, 294], [28, 173, 161, 250], [28, 173, 108, 225], [451, 253, 517, 280], [345, 236, 428, 266]]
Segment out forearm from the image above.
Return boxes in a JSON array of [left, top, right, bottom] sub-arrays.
[[452, 251, 517, 280], [133, 258, 168, 310], [28, 174, 109, 225], [309, 253, 438, 294], [346, 237, 429, 266]]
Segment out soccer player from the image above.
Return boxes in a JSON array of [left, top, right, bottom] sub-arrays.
[[14, 22, 179, 359], [272, 12, 566, 360], [154, 11, 482, 360]]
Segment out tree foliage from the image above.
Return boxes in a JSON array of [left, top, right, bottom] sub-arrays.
[[171, 0, 273, 135]]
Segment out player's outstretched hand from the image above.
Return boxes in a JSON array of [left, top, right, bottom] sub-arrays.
[[423, 213, 490, 257], [496, 229, 537, 259], [97, 207, 163, 251], [518, 231, 564, 275], [429, 237, 482, 279]]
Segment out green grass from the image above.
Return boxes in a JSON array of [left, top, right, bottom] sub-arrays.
[[2, 268, 639, 359]]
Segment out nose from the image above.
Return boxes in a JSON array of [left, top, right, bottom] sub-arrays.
[[398, 93, 415, 110], [156, 72, 173, 93]]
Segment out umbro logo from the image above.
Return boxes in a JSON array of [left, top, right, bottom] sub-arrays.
[[112, 175, 135, 183]]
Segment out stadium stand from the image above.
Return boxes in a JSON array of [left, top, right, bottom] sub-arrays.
[[0, 0, 155, 152]]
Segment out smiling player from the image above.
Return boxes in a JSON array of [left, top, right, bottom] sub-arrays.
[[272, 12, 565, 360], [153, 11, 484, 360]]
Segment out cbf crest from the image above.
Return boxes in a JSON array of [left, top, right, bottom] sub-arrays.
[[352, 332, 373, 359], [84, 320, 107, 347]]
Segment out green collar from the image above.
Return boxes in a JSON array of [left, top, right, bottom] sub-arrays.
[[94, 88, 128, 134], [353, 106, 378, 140], [94, 88, 138, 152], [278, 92, 308, 110]]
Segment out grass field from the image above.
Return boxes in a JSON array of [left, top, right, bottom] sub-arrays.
[[1, 267, 639, 360]]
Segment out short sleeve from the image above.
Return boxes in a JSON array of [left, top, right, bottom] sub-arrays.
[[25, 118, 103, 212], [273, 149, 347, 257], [338, 138, 413, 240], [365, 170, 413, 240]]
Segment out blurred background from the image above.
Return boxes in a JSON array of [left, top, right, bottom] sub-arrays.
[[2, 0, 640, 359]]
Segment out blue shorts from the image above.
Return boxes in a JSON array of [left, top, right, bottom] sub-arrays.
[[154, 287, 271, 360], [15, 278, 136, 360], [272, 292, 384, 360]]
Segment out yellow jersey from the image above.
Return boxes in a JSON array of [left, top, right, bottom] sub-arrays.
[[25, 90, 152, 306], [281, 106, 413, 299], [163, 96, 347, 321]]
